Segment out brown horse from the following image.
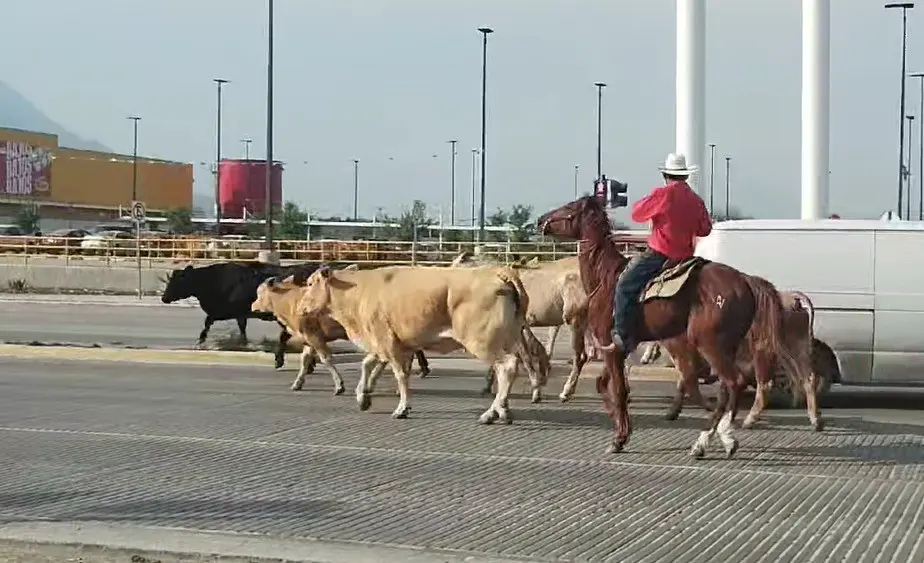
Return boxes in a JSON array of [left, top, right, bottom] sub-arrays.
[[537, 196, 801, 458]]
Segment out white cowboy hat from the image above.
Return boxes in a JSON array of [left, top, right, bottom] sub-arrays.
[[658, 152, 699, 175]]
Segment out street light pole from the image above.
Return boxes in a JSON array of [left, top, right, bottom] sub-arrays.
[[241, 138, 252, 160], [351, 159, 359, 220], [213, 78, 229, 230], [886, 2, 915, 218], [470, 148, 479, 237], [264, 0, 275, 248], [912, 73, 924, 219], [594, 82, 607, 180], [127, 116, 141, 203], [573, 164, 579, 199], [477, 27, 493, 243], [708, 143, 716, 216], [907, 114, 916, 219], [725, 156, 732, 218], [448, 139, 458, 225]]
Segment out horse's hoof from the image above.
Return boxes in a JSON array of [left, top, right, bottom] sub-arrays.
[[742, 417, 757, 429], [813, 419, 825, 432], [392, 409, 410, 420], [690, 444, 706, 459], [419, 368, 431, 378], [559, 394, 572, 404], [724, 439, 739, 459], [290, 384, 302, 392], [478, 411, 498, 425], [274, 359, 285, 370], [605, 441, 623, 454], [334, 386, 345, 396], [358, 394, 372, 411], [531, 393, 542, 405], [664, 411, 680, 421]]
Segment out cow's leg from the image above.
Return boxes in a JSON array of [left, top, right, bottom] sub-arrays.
[[236, 317, 249, 345], [290, 345, 315, 391], [366, 359, 389, 393], [743, 352, 773, 429], [314, 344, 346, 395], [481, 367, 495, 396], [479, 354, 519, 425], [196, 316, 215, 348], [415, 350, 431, 378], [559, 321, 589, 403], [545, 325, 560, 358], [275, 326, 291, 370], [390, 355, 414, 419], [355, 354, 382, 410]]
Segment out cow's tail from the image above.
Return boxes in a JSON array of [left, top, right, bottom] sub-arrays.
[[743, 274, 803, 402], [496, 267, 547, 384], [790, 290, 815, 345]]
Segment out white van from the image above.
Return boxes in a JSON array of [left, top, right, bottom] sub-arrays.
[[694, 218, 924, 388]]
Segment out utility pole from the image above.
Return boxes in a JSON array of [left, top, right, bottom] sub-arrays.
[[573, 164, 579, 199], [213, 78, 229, 229], [448, 139, 458, 225], [352, 159, 360, 221], [708, 143, 716, 215], [594, 82, 607, 179], [127, 116, 141, 202], [725, 156, 732, 218], [477, 27, 494, 242]]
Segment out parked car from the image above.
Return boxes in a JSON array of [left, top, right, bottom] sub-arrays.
[[42, 228, 90, 254], [80, 230, 135, 255]]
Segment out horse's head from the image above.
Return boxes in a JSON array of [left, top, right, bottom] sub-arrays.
[[537, 196, 608, 240]]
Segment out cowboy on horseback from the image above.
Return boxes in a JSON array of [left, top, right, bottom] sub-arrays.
[[612, 152, 713, 355]]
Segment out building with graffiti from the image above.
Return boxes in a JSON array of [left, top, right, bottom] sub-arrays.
[[0, 126, 192, 229]]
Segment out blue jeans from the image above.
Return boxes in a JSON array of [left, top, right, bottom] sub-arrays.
[[613, 249, 669, 350]]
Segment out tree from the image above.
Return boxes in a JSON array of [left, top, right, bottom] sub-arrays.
[[507, 204, 535, 243], [163, 207, 194, 234], [277, 201, 309, 240], [486, 208, 509, 242], [386, 200, 432, 241], [13, 203, 41, 234]]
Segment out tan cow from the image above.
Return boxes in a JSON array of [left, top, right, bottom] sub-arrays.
[[252, 276, 349, 395], [296, 264, 542, 423], [450, 252, 591, 402]]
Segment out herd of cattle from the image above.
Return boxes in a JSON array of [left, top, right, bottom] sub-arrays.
[[159, 251, 819, 430]]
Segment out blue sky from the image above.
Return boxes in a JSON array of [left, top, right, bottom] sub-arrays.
[[3, 0, 922, 222]]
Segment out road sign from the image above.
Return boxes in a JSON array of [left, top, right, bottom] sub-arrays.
[[130, 201, 146, 223]]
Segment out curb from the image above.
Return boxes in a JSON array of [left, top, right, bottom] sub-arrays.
[[0, 344, 680, 381]]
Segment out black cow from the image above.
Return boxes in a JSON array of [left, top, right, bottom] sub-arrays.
[[160, 261, 317, 368], [160, 261, 431, 376]]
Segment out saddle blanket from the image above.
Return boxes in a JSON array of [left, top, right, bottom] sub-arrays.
[[640, 256, 710, 302]]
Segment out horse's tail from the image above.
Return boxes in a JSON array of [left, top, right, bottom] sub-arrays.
[[743, 274, 803, 402]]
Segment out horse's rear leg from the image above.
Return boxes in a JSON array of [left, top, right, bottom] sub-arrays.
[[690, 346, 741, 459]]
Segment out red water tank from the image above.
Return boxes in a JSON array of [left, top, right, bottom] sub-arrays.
[[217, 159, 283, 218]]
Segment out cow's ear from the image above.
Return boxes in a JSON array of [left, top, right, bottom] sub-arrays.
[[267, 277, 277, 287], [319, 266, 331, 279], [292, 270, 308, 285]]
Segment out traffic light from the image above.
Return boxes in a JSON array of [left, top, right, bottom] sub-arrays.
[[593, 177, 607, 203], [608, 179, 628, 208]]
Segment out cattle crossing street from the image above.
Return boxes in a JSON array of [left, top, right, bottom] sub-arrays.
[[0, 351, 921, 562]]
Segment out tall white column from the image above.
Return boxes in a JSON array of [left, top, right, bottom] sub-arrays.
[[801, 0, 830, 219], [676, 0, 707, 197]]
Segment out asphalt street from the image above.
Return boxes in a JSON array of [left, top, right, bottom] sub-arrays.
[[0, 295, 288, 349], [0, 355, 921, 562]]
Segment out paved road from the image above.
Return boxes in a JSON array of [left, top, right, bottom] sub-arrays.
[[0, 356, 921, 562], [0, 295, 284, 349]]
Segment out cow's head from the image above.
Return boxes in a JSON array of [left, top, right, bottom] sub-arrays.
[[296, 266, 338, 318], [251, 275, 289, 314], [160, 265, 195, 303]]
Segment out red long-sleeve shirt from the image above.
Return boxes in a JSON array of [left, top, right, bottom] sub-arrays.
[[630, 180, 712, 260]]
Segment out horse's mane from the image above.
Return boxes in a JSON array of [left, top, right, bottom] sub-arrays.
[[579, 198, 629, 286]]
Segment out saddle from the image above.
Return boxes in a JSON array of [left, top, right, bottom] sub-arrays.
[[639, 256, 710, 302]]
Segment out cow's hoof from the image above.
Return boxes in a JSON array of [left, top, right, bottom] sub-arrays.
[[812, 418, 825, 432], [290, 382, 303, 392], [664, 410, 680, 421], [478, 410, 498, 425], [530, 391, 542, 404], [559, 393, 573, 403], [419, 367, 431, 378], [498, 410, 513, 425], [742, 416, 757, 429], [274, 358, 285, 370], [333, 386, 345, 396], [358, 394, 372, 411], [724, 439, 739, 459], [391, 408, 410, 419], [690, 444, 706, 459]]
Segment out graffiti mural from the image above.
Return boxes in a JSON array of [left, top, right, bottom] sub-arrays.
[[0, 140, 53, 197]]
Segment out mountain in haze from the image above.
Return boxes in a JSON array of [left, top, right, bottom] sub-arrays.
[[0, 80, 111, 152]]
